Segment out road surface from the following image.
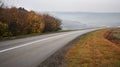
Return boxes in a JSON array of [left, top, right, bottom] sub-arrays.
[[0, 28, 100, 67]]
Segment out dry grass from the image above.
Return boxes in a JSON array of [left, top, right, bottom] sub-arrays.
[[65, 29, 120, 67]]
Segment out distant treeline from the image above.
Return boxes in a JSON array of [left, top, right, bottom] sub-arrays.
[[0, 4, 61, 38]]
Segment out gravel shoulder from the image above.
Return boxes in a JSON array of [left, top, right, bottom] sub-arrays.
[[38, 34, 86, 67]]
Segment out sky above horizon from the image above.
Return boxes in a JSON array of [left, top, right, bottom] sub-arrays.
[[2, 0, 120, 12]]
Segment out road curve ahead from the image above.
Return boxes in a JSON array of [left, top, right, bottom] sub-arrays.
[[0, 28, 100, 67]]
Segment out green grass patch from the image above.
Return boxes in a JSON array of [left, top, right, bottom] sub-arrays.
[[113, 34, 120, 39]]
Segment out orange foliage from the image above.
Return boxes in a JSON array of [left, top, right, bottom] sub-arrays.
[[0, 5, 61, 37]]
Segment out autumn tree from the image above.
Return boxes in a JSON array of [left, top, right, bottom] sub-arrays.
[[26, 11, 45, 33], [43, 14, 61, 32], [0, 5, 61, 38]]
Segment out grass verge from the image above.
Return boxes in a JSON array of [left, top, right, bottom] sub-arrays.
[[0, 30, 72, 41], [65, 28, 120, 67]]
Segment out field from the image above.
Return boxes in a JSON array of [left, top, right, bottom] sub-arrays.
[[65, 28, 120, 67]]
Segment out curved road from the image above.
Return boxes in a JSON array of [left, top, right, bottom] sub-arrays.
[[0, 28, 100, 67]]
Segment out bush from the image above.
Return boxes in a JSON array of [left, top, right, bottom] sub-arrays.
[[0, 22, 12, 38]]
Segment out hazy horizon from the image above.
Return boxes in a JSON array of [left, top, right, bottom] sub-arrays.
[[2, 0, 120, 13], [50, 12, 120, 30]]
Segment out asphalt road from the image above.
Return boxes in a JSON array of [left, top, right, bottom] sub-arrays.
[[0, 28, 100, 67]]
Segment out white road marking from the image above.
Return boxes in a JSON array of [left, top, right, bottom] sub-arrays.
[[0, 28, 100, 53], [0, 31, 83, 53]]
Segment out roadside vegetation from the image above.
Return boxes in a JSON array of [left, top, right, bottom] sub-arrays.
[[106, 28, 120, 45], [65, 28, 120, 67], [0, 2, 61, 40]]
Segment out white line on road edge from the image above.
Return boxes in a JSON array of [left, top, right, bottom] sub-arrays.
[[0, 28, 99, 53], [0, 31, 85, 53]]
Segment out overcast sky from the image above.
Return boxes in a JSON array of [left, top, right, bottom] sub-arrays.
[[2, 0, 120, 12]]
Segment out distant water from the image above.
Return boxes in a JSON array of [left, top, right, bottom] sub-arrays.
[[50, 12, 120, 30]]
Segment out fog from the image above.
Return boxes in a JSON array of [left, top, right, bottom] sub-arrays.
[[2, 0, 120, 12]]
